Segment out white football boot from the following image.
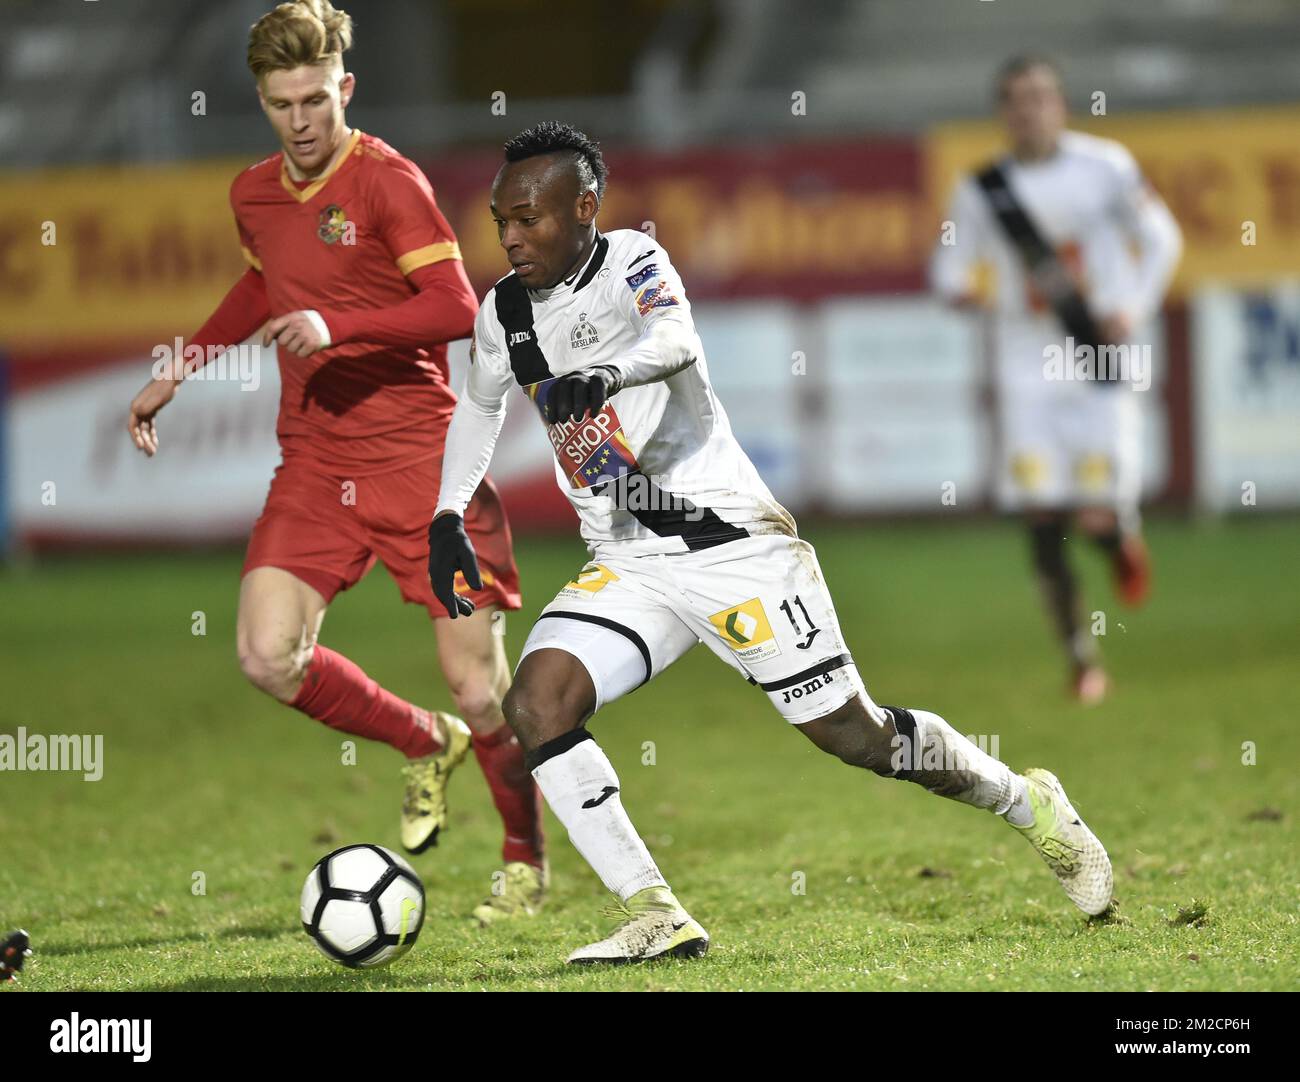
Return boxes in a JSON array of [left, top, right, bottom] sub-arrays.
[[1013, 767, 1114, 916], [567, 886, 709, 965]]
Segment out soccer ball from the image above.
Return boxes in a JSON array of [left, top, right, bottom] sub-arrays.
[[300, 844, 425, 969]]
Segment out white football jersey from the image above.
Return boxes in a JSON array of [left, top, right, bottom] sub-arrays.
[[438, 228, 794, 556], [930, 130, 1181, 374]]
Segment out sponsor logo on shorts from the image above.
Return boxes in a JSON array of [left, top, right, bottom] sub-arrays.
[[779, 668, 835, 706], [709, 598, 781, 663], [1075, 452, 1114, 491], [558, 563, 619, 598], [453, 568, 496, 594], [1010, 452, 1048, 491]]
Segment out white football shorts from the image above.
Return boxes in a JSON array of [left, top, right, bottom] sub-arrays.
[[996, 378, 1141, 519], [517, 531, 874, 725], [991, 319, 1144, 521]]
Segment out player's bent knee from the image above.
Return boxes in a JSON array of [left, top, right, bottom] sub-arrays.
[[446, 677, 501, 727], [501, 682, 583, 750], [237, 638, 311, 702], [502, 650, 595, 750]]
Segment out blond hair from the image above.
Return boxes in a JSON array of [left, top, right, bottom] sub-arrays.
[[247, 1, 353, 80]]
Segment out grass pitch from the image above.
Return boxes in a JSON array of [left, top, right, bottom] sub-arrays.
[[2, 517, 1296, 991]]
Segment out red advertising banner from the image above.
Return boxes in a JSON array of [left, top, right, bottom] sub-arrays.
[[420, 138, 928, 302]]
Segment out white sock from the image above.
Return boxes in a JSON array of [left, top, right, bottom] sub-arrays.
[[1003, 775, 1034, 827], [895, 708, 1032, 824], [531, 736, 666, 901]]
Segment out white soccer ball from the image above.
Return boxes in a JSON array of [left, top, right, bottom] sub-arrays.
[[300, 844, 425, 969]]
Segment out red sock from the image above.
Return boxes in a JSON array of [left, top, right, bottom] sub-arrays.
[[290, 646, 441, 759], [472, 724, 545, 867]]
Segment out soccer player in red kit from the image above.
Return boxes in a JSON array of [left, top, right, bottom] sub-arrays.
[[124, 0, 547, 924]]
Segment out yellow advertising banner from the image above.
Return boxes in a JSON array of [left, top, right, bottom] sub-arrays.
[[0, 161, 248, 349], [3, 108, 1296, 350], [927, 105, 1300, 296]]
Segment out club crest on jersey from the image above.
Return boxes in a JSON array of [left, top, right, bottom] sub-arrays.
[[524, 378, 640, 488], [317, 204, 350, 244], [625, 264, 679, 317], [708, 598, 781, 663], [569, 313, 600, 350]]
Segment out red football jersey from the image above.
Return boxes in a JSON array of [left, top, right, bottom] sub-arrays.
[[231, 130, 466, 474]]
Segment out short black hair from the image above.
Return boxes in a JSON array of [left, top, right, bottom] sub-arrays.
[[995, 54, 1063, 100], [503, 121, 607, 201]]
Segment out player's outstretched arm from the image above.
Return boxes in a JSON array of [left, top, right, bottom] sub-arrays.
[[273, 157, 478, 358], [426, 392, 505, 619], [427, 512, 482, 619], [542, 313, 700, 425], [930, 177, 989, 309], [428, 303, 514, 615], [127, 267, 271, 456], [433, 366, 510, 519], [542, 245, 703, 425], [1113, 157, 1183, 329], [311, 260, 478, 354]]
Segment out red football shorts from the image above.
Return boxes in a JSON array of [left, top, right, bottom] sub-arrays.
[[243, 453, 522, 618]]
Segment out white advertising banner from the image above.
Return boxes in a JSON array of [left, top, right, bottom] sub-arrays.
[[11, 347, 282, 542], [4, 298, 1191, 544], [1192, 283, 1300, 512], [8, 339, 560, 543]]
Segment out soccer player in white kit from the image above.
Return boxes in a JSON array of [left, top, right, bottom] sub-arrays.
[[429, 122, 1114, 964], [932, 56, 1182, 704]]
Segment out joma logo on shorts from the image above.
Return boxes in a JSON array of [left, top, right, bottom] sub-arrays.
[[780, 669, 833, 704]]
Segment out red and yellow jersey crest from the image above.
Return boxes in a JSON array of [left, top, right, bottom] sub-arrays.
[[317, 203, 349, 244]]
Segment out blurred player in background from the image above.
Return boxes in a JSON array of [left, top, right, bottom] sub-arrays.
[[429, 122, 1113, 965], [124, 0, 546, 924], [931, 56, 1181, 703]]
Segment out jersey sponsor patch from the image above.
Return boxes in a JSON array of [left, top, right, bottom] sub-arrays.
[[557, 562, 619, 600], [525, 378, 640, 488], [708, 598, 781, 664], [624, 263, 679, 316]]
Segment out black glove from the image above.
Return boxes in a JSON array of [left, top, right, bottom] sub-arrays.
[[544, 367, 621, 424], [427, 513, 482, 619]]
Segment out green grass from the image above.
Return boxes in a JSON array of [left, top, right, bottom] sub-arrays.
[[2, 516, 1297, 991]]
